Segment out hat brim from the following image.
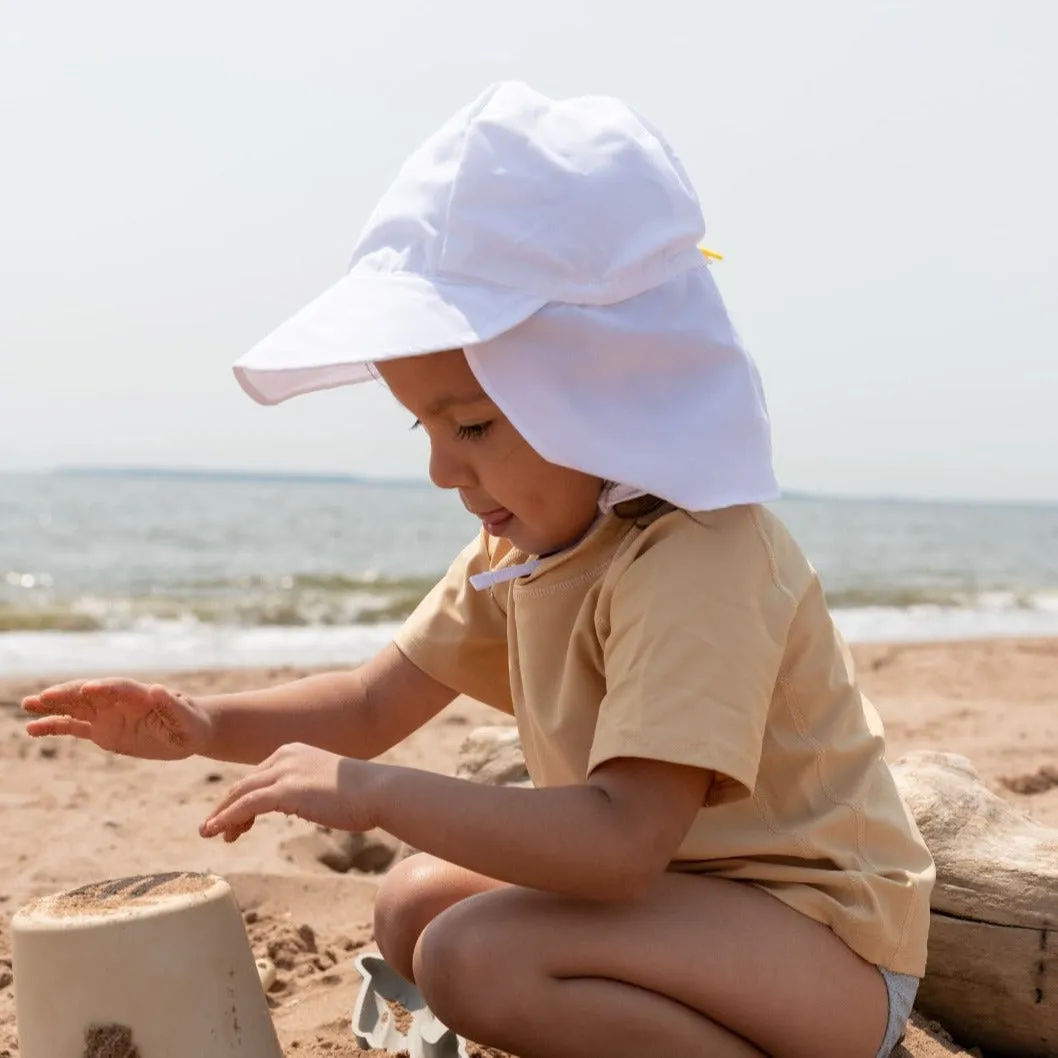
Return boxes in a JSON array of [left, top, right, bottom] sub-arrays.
[[232, 269, 547, 405]]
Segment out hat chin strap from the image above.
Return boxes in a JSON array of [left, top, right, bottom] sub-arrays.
[[467, 482, 645, 594], [598, 482, 648, 512]]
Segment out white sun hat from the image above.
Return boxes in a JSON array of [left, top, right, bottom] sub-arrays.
[[232, 80, 779, 511]]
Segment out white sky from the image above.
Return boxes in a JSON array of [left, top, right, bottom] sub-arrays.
[[2, 0, 1056, 501]]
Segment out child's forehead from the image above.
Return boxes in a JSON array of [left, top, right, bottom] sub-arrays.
[[422, 389, 492, 416], [374, 350, 492, 412]]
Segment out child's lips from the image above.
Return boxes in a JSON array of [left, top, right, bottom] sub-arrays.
[[477, 507, 513, 534]]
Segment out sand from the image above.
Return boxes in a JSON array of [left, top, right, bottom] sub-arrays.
[[82, 1024, 140, 1058], [2, 637, 1056, 1057]]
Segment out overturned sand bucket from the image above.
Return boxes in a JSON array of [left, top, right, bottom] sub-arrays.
[[12, 871, 282, 1058]]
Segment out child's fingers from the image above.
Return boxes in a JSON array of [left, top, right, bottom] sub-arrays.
[[81, 679, 156, 714], [35, 679, 89, 700], [25, 717, 94, 740], [24, 679, 159, 721], [204, 766, 285, 830], [83, 678, 153, 703], [209, 766, 281, 818], [21, 694, 95, 721], [222, 819, 255, 843], [201, 787, 278, 838], [22, 680, 88, 712]]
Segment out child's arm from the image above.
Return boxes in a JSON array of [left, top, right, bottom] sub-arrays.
[[23, 644, 457, 766], [369, 755, 709, 901], [204, 749, 710, 902], [201, 644, 457, 764]]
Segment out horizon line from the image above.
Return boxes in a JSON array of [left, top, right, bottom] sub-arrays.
[[4, 464, 1055, 510]]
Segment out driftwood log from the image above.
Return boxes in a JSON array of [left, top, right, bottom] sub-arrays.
[[456, 730, 1058, 1057], [892, 751, 1058, 1056]]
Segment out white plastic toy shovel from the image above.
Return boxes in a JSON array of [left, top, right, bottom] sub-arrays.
[[352, 952, 472, 1057]]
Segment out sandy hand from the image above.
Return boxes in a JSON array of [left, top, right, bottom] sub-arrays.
[[21, 678, 212, 760]]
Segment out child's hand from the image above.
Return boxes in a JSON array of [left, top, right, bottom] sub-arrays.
[[200, 743, 376, 843], [21, 678, 212, 760]]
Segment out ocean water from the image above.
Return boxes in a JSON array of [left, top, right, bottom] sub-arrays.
[[1, 471, 1057, 676]]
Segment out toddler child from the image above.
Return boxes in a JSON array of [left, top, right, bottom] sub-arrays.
[[24, 81, 934, 1058]]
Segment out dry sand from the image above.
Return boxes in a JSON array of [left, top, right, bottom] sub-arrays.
[[2, 637, 1057, 1057]]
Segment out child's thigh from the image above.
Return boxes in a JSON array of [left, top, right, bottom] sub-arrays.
[[373, 853, 506, 979], [416, 873, 889, 1058]]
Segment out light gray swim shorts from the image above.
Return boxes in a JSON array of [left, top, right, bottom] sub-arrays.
[[876, 968, 920, 1057]]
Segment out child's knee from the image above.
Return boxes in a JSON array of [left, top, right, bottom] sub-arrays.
[[373, 853, 438, 978], [374, 853, 483, 981], [413, 900, 510, 1039]]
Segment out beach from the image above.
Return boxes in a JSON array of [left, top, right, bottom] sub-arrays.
[[2, 635, 1056, 1056]]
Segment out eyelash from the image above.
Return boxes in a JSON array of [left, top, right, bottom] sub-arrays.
[[410, 419, 492, 440]]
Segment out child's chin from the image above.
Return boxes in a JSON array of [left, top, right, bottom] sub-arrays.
[[504, 525, 571, 559], [498, 521, 536, 552], [496, 522, 523, 546]]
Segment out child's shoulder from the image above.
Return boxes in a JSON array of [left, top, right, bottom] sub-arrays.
[[620, 502, 800, 559], [607, 504, 813, 603]]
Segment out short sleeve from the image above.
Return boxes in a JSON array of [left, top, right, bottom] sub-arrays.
[[393, 531, 514, 714], [587, 510, 794, 796]]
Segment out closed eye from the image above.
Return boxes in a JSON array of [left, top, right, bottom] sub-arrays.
[[456, 422, 492, 440], [409, 418, 492, 440]]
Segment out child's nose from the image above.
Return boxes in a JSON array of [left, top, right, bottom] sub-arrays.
[[428, 444, 475, 491]]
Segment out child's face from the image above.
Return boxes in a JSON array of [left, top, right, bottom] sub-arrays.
[[376, 350, 603, 555]]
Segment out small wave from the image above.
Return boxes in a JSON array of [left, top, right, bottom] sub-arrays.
[[0, 570, 439, 633], [824, 586, 1053, 610], [0, 593, 426, 633], [3, 601, 1058, 678], [0, 608, 103, 633], [2, 582, 1057, 634], [182, 572, 438, 595], [0, 619, 406, 677]]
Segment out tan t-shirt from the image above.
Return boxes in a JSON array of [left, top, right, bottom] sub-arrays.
[[395, 504, 935, 977]]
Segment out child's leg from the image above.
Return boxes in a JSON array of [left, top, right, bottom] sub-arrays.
[[380, 857, 889, 1058], [373, 853, 507, 980], [375, 855, 760, 1055]]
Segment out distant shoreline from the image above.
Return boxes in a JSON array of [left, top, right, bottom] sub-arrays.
[[44, 465, 429, 488], [7, 466, 1052, 508]]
